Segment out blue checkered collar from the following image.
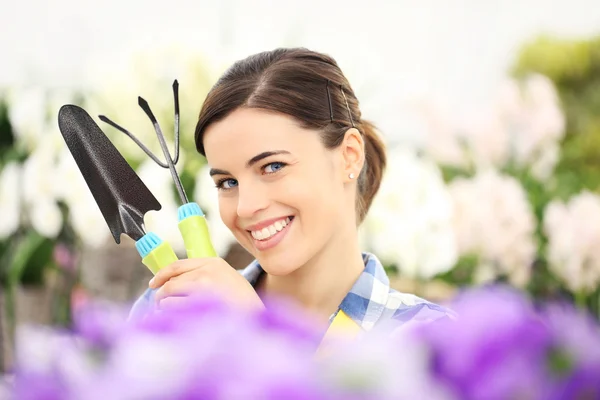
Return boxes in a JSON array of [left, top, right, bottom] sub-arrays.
[[240, 252, 450, 331]]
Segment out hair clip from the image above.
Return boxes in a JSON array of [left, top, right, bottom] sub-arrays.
[[326, 80, 334, 122], [340, 85, 355, 128]]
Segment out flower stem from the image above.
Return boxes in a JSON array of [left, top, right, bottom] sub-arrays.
[[575, 291, 587, 309]]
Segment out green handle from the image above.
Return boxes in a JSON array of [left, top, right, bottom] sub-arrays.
[[178, 215, 217, 259], [142, 241, 179, 275]]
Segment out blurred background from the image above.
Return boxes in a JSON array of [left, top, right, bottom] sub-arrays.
[[1, 0, 600, 369]]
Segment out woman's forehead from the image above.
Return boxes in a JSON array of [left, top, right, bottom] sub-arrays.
[[203, 108, 320, 161]]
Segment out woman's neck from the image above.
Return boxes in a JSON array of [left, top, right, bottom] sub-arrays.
[[260, 229, 365, 323]]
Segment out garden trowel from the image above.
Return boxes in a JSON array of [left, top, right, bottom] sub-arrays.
[[57, 104, 178, 274]]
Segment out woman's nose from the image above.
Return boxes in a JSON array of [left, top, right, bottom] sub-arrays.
[[236, 181, 270, 219]]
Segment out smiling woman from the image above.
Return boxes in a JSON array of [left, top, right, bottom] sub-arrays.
[[131, 48, 453, 340]]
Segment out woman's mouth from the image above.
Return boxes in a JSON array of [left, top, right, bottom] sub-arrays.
[[248, 216, 294, 251]]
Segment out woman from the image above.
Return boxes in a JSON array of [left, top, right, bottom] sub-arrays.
[[131, 48, 451, 336]]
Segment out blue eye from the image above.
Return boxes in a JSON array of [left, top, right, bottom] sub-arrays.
[[264, 162, 286, 174], [216, 178, 238, 190]]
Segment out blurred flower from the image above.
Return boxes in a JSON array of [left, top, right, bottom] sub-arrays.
[[0, 161, 22, 239], [13, 293, 329, 400], [422, 74, 565, 180], [84, 44, 217, 178], [12, 287, 600, 399], [448, 169, 537, 287], [53, 243, 78, 272], [498, 74, 565, 174], [543, 305, 600, 398], [21, 139, 64, 239], [7, 87, 47, 153], [54, 148, 110, 249], [137, 159, 186, 254], [319, 327, 455, 400], [417, 286, 554, 399], [417, 99, 470, 168], [363, 147, 458, 279], [194, 165, 238, 257], [29, 200, 62, 239], [544, 191, 600, 294]]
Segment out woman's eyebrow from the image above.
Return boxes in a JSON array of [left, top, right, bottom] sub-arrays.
[[246, 150, 290, 168], [209, 150, 291, 177], [209, 168, 230, 177]]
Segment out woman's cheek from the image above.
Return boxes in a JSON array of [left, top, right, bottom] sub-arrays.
[[219, 197, 238, 231]]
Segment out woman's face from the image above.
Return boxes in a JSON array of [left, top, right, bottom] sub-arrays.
[[203, 108, 348, 274]]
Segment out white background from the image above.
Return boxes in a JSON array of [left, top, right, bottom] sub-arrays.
[[1, 0, 599, 144]]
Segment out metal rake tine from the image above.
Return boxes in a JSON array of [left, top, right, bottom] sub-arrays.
[[98, 115, 169, 168], [138, 96, 189, 204], [172, 80, 180, 165]]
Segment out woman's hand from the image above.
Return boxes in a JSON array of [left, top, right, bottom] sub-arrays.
[[149, 257, 264, 311]]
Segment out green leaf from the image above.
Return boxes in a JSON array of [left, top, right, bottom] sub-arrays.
[[0, 98, 15, 157], [7, 232, 54, 286]]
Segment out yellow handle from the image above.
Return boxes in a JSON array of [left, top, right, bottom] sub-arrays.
[[141, 241, 178, 275], [178, 215, 217, 259]]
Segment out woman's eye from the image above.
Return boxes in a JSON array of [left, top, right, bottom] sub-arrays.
[[264, 162, 286, 174], [216, 178, 238, 190]]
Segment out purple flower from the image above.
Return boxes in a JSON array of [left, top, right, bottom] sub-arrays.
[[543, 304, 600, 399], [418, 286, 554, 400], [52, 243, 78, 272], [11, 286, 600, 399], [13, 292, 334, 400]]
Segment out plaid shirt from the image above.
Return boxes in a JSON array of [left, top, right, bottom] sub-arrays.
[[241, 252, 453, 331], [130, 253, 453, 329]]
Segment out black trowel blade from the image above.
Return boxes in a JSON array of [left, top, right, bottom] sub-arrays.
[[57, 104, 162, 243]]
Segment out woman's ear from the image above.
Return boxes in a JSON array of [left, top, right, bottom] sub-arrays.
[[340, 128, 365, 182]]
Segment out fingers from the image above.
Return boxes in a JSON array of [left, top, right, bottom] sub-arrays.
[[156, 296, 194, 312], [154, 279, 203, 303], [149, 258, 216, 289]]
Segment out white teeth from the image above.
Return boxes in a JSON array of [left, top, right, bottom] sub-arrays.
[[261, 227, 270, 238], [250, 217, 292, 241]]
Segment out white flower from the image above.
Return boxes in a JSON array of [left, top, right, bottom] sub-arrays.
[[7, 87, 47, 152], [54, 148, 88, 203], [194, 165, 238, 257], [84, 44, 217, 172], [544, 191, 600, 294], [448, 169, 537, 287], [69, 197, 111, 249], [22, 141, 59, 206], [0, 162, 22, 239], [53, 147, 110, 248], [418, 100, 469, 168], [363, 147, 458, 279], [529, 141, 560, 182], [422, 74, 565, 181], [138, 160, 185, 254], [21, 142, 65, 238], [499, 74, 565, 173], [30, 200, 62, 239]]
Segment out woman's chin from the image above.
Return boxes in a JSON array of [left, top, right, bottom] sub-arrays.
[[256, 252, 305, 276]]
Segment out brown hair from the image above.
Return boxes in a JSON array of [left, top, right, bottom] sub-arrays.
[[194, 48, 386, 224]]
